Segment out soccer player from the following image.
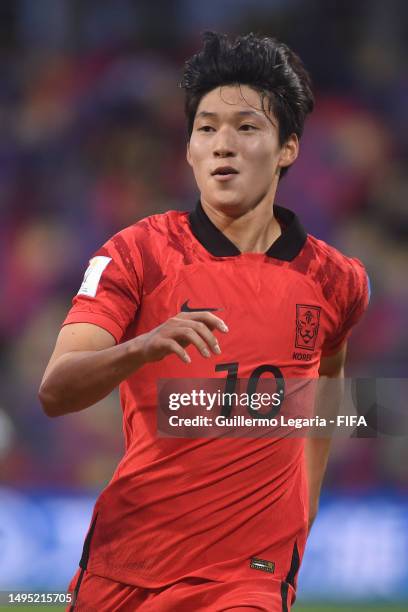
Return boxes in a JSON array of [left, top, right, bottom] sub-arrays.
[[39, 32, 369, 611]]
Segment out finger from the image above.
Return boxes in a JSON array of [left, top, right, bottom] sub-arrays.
[[177, 311, 229, 333], [175, 327, 213, 358], [162, 338, 191, 363], [187, 320, 221, 355]]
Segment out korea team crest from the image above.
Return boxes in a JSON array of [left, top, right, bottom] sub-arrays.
[[295, 304, 321, 350]]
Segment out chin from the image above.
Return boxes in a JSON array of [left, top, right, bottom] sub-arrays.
[[206, 191, 247, 211]]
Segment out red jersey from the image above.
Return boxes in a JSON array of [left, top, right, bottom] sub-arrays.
[[63, 203, 369, 590]]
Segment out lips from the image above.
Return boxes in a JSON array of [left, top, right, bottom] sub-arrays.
[[211, 166, 239, 176]]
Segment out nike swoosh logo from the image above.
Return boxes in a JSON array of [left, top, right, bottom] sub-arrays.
[[181, 300, 219, 313]]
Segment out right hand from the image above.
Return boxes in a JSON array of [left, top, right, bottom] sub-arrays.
[[138, 312, 229, 364]]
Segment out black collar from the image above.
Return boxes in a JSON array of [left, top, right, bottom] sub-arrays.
[[189, 201, 307, 261]]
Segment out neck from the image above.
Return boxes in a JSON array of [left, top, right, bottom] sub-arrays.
[[200, 196, 281, 254]]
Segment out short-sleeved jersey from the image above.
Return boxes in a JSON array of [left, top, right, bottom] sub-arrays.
[[63, 203, 369, 589]]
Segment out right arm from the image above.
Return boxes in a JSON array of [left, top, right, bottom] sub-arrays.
[[39, 313, 228, 418]]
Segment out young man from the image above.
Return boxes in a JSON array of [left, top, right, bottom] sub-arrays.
[[40, 32, 369, 611]]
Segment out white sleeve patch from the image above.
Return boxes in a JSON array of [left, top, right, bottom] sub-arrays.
[[77, 256, 112, 297]]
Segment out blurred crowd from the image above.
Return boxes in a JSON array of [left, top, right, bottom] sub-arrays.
[[1, 0, 407, 492]]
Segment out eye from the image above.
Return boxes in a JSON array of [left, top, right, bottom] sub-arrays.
[[239, 124, 257, 131], [197, 125, 215, 132]]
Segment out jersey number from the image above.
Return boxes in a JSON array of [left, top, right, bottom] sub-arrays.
[[215, 362, 285, 418]]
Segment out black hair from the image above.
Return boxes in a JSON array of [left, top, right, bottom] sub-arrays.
[[180, 31, 314, 178]]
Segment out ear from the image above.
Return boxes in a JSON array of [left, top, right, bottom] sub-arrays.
[[186, 141, 193, 168], [278, 133, 299, 169]]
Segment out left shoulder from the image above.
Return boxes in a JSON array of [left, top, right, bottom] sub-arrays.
[[306, 234, 367, 280], [293, 234, 370, 317]]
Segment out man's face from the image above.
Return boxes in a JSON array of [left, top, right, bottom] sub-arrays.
[[187, 84, 298, 214]]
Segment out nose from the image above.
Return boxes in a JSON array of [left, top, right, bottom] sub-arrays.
[[213, 126, 237, 158]]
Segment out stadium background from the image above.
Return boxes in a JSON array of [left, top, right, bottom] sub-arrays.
[[0, 1, 407, 610]]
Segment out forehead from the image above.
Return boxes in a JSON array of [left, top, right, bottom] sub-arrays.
[[196, 84, 272, 119]]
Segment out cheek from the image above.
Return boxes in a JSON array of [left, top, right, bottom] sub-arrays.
[[243, 139, 279, 169], [188, 137, 207, 164], [189, 144, 213, 190]]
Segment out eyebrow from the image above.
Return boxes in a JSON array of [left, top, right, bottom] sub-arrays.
[[196, 110, 265, 120]]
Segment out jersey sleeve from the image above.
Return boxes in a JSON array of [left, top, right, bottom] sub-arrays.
[[322, 258, 370, 356], [62, 230, 143, 343]]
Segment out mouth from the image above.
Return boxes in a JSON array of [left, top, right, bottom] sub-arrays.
[[211, 166, 239, 182]]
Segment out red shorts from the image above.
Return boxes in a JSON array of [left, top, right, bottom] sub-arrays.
[[67, 568, 296, 611]]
